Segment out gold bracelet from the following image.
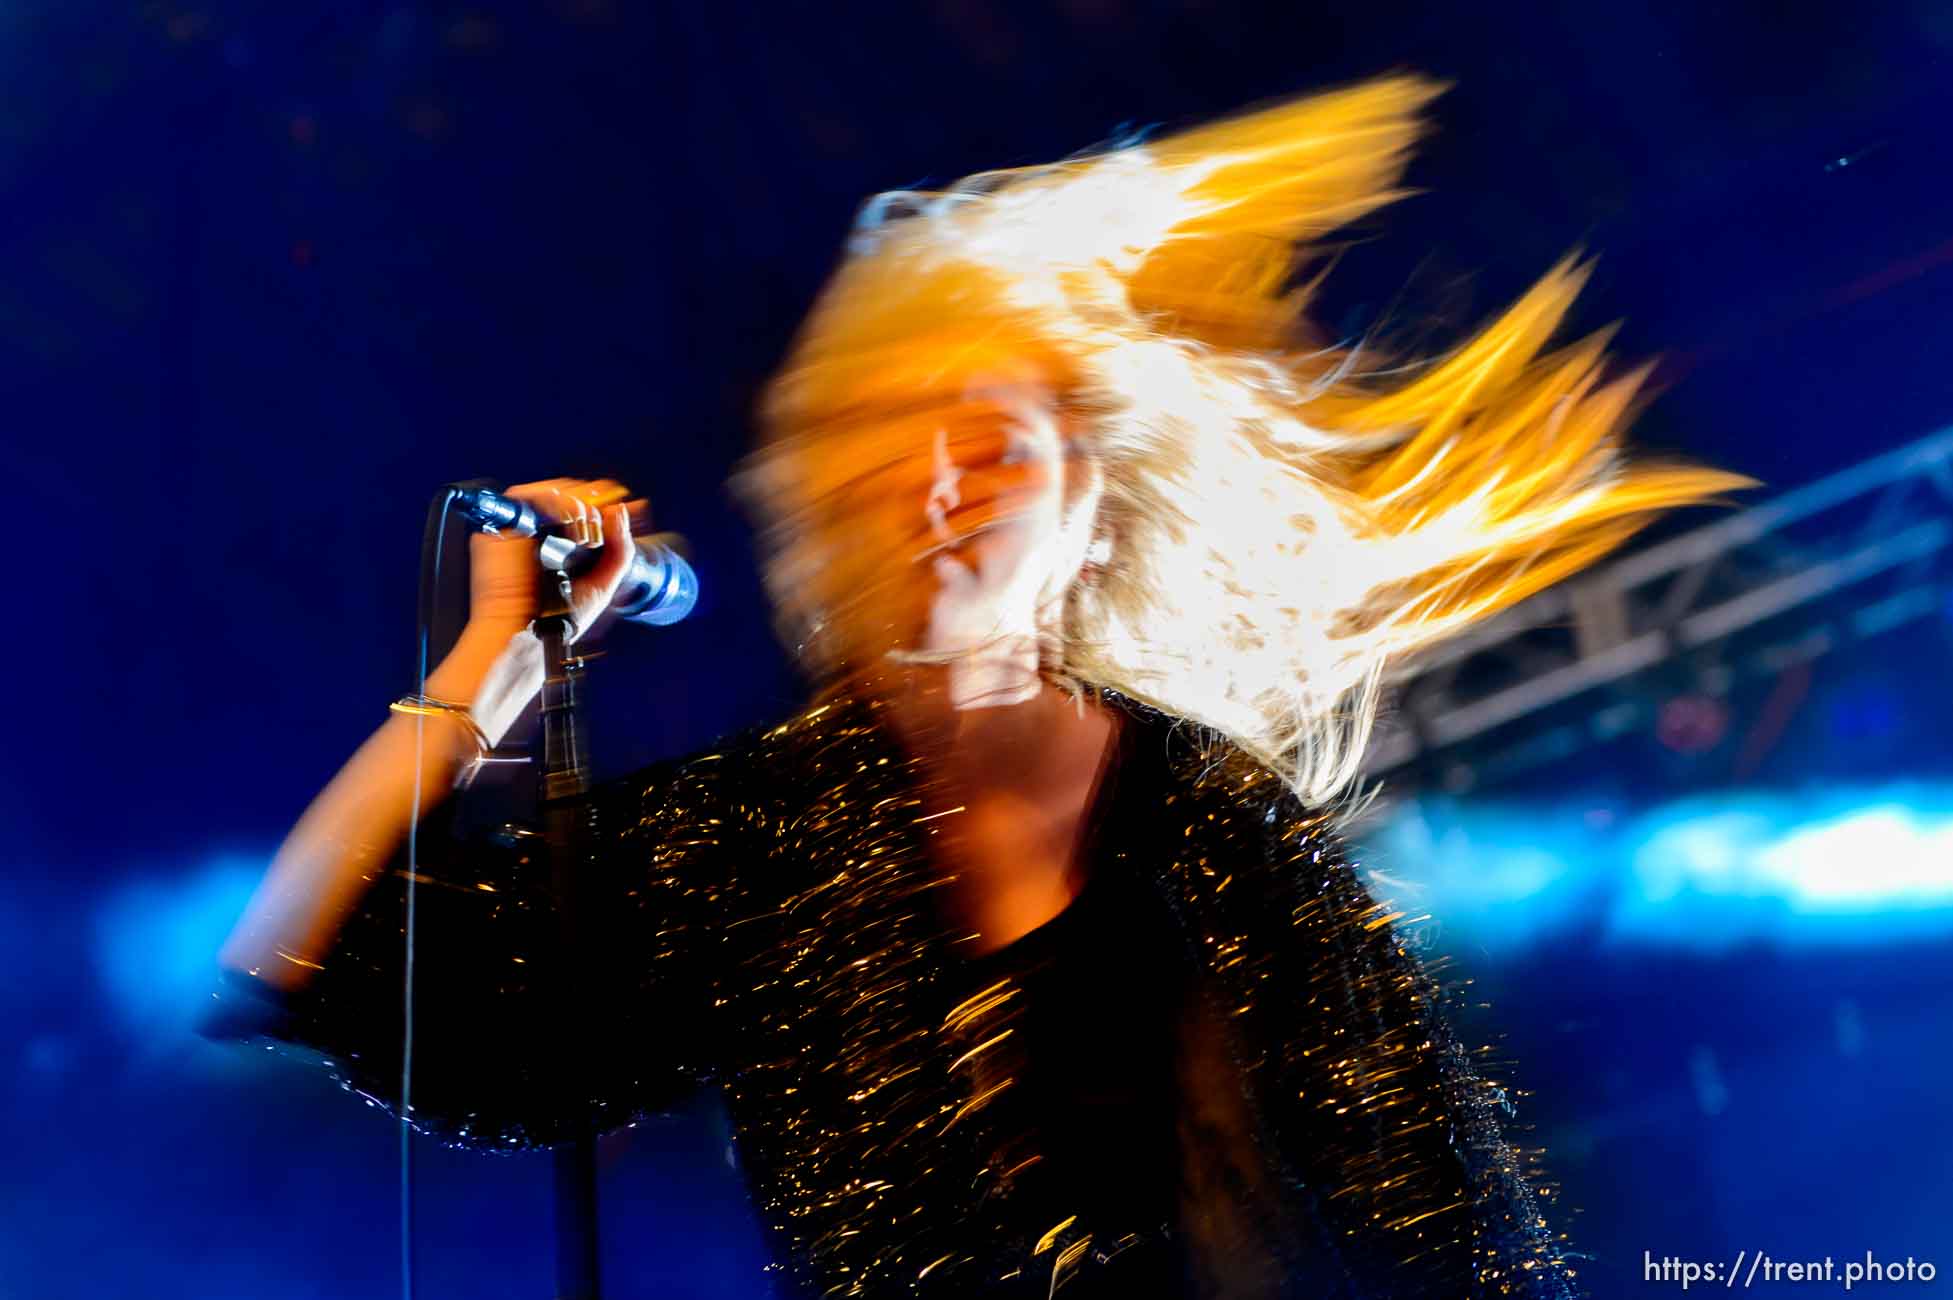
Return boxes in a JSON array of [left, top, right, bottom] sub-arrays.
[[391, 694, 529, 789], [390, 694, 492, 756]]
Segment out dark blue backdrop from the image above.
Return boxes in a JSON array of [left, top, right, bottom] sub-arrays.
[[7, 3, 1951, 1295]]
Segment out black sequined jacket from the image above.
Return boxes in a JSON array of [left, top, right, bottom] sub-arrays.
[[214, 687, 1580, 1299]]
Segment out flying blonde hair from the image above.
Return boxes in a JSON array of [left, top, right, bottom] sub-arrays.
[[740, 74, 1752, 809]]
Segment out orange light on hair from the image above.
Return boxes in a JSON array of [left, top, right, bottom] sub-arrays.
[[737, 74, 1754, 809]]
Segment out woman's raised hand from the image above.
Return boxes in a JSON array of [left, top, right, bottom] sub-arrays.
[[215, 477, 649, 985], [464, 478, 645, 642], [430, 477, 649, 747]]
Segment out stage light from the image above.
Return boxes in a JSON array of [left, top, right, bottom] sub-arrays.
[[1608, 791, 1953, 947], [93, 857, 265, 1047], [1754, 804, 1953, 907], [1357, 786, 1953, 953]]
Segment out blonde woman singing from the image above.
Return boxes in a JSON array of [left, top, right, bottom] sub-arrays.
[[216, 75, 1746, 1298]]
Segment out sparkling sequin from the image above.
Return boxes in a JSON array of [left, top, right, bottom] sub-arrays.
[[215, 686, 1580, 1298]]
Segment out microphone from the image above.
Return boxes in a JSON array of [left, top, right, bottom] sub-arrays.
[[451, 485, 699, 627]]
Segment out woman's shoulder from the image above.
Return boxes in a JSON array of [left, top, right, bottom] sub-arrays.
[[594, 689, 884, 827], [1105, 690, 1321, 819], [597, 682, 1339, 844]]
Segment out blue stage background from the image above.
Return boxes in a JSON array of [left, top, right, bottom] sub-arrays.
[[6, 3, 1951, 1295]]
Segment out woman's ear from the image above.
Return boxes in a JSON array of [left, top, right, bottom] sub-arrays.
[[1043, 456, 1109, 609], [1061, 455, 1106, 537]]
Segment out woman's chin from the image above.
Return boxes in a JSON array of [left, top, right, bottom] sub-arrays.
[[946, 666, 1043, 710]]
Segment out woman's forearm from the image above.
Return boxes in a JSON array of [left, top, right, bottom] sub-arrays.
[[217, 625, 543, 991]]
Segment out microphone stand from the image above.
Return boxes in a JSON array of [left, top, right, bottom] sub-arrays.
[[533, 558, 602, 1300]]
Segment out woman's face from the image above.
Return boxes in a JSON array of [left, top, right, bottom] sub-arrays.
[[807, 369, 1103, 670]]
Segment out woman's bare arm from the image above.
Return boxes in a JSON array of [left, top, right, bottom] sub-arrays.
[[217, 480, 643, 992], [216, 626, 541, 989]]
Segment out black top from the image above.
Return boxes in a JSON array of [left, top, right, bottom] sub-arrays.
[[957, 862, 1195, 1294], [204, 686, 1584, 1299], [948, 712, 1197, 1293], [970, 864, 1187, 1224]]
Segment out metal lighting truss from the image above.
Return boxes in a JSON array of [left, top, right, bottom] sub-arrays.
[[1361, 426, 1953, 790]]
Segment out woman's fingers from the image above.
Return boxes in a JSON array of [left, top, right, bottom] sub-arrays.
[[561, 479, 630, 547], [540, 479, 595, 547], [503, 477, 627, 546], [579, 503, 636, 601], [468, 479, 643, 636]]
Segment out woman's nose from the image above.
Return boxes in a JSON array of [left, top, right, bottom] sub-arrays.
[[925, 429, 966, 541]]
